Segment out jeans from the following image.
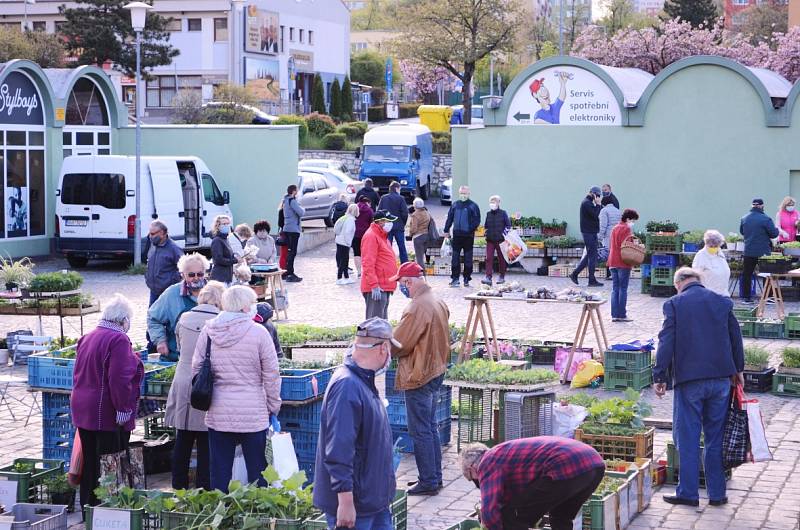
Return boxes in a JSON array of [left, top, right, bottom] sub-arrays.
[[405, 374, 445, 488], [285, 232, 301, 276], [172, 429, 210, 490], [573, 233, 599, 282], [388, 228, 408, 263], [741, 256, 759, 300], [485, 240, 507, 278], [412, 234, 428, 270], [78, 429, 131, 510], [336, 244, 350, 279], [363, 291, 390, 320], [673, 378, 730, 502], [610, 268, 631, 319], [451, 235, 474, 282], [325, 507, 392, 530], [207, 428, 268, 492]]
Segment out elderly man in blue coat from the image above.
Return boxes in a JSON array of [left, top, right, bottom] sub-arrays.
[[653, 267, 744, 508], [740, 198, 780, 303]]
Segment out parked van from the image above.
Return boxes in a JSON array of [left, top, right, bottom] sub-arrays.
[[356, 123, 433, 200], [56, 155, 231, 267]]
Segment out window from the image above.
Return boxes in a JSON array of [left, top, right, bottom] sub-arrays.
[[61, 173, 126, 209], [201, 174, 224, 205], [309, 30, 314, 45], [66, 78, 109, 126], [301, 178, 315, 194], [165, 18, 182, 31], [187, 18, 202, 31], [299, 29, 304, 43], [280, 26, 285, 52], [214, 18, 228, 41], [363, 145, 411, 162], [289, 27, 294, 42], [146, 75, 199, 107], [32, 21, 46, 32], [314, 176, 328, 190], [55, 21, 66, 33]]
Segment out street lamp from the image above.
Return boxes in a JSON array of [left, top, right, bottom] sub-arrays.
[[23, 0, 35, 32], [125, 1, 152, 266], [230, 0, 245, 84]]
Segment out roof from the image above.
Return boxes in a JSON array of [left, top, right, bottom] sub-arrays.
[[746, 67, 792, 98], [364, 123, 431, 145], [597, 65, 654, 107]]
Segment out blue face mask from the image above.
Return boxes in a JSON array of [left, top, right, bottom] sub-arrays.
[[602, 191, 610, 197], [399, 283, 410, 298], [149, 235, 162, 246], [219, 225, 231, 235]]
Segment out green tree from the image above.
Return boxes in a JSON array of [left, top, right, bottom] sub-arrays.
[[739, 2, 788, 46], [59, 0, 179, 76], [330, 78, 343, 120], [599, 0, 634, 34], [663, 0, 718, 28], [311, 74, 326, 114], [0, 26, 65, 67], [350, 50, 386, 87], [341, 75, 354, 121]]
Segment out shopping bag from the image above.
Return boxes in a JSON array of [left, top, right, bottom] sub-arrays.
[[499, 230, 526, 264], [553, 403, 588, 438], [232, 446, 249, 484], [67, 430, 83, 487], [570, 360, 604, 389], [267, 432, 300, 481], [722, 384, 750, 470], [99, 434, 146, 491], [743, 398, 772, 462], [553, 347, 593, 381], [440, 238, 452, 258]]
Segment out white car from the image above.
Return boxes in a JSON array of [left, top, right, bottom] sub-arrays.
[[299, 158, 354, 179], [440, 178, 452, 205], [201, 102, 278, 124], [296, 167, 363, 226]]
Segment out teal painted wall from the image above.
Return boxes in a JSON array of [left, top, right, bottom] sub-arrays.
[[457, 64, 800, 237]]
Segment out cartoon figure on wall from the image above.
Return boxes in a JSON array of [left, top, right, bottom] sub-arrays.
[[530, 71, 571, 124]]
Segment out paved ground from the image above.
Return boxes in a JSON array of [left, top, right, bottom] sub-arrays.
[[1, 203, 799, 529]]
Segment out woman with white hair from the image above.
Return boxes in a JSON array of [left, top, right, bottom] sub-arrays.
[[407, 197, 432, 271], [691, 230, 730, 296], [334, 203, 359, 285], [166, 280, 225, 490], [71, 294, 143, 509], [210, 215, 238, 284], [192, 285, 282, 492], [482, 195, 511, 285]]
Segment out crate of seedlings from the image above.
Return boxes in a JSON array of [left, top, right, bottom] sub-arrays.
[[603, 349, 652, 372], [743, 345, 773, 393], [582, 476, 623, 530], [785, 313, 800, 339], [573, 391, 654, 462], [0, 458, 64, 503], [754, 319, 784, 339], [645, 233, 682, 253], [145, 364, 176, 397]]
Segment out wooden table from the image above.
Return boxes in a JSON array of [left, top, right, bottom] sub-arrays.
[[458, 294, 609, 383], [756, 271, 800, 319], [250, 269, 288, 320]]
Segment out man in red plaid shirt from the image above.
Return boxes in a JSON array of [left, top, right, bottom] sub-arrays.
[[460, 437, 604, 530]]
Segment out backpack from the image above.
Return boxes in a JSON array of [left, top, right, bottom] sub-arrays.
[[330, 201, 347, 225]]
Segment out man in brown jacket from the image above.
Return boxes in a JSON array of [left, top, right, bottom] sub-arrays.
[[390, 262, 451, 496]]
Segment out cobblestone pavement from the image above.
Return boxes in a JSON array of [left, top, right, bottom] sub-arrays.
[[1, 204, 799, 528]]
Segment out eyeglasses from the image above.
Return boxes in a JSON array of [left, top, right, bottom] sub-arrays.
[[185, 272, 205, 278]]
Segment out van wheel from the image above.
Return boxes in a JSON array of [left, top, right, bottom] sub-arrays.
[[420, 179, 430, 201], [324, 215, 334, 228], [67, 255, 88, 268]]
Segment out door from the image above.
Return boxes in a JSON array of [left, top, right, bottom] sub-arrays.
[[147, 159, 184, 243], [314, 175, 337, 215], [59, 168, 95, 241], [298, 175, 318, 216], [200, 172, 229, 245], [178, 162, 201, 247]]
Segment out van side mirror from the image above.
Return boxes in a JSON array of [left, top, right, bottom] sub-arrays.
[[414, 147, 421, 160], [223, 191, 230, 204], [355, 147, 361, 159]]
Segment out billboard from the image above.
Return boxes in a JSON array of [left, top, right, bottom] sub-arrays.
[[245, 57, 280, 102], [505, 66, 621, 126], [245, 4, 279, 55]]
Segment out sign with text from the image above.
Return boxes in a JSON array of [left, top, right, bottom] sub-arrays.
[[0, 72, 43, 125], [506, 66, 621, 126], [0, 477, 18, 513], [289, 50, 314, 72], [91, 507, 133, 530], [245, 5, 279, 55]]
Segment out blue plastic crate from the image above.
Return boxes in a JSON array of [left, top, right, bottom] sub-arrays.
[[280, 367, 336, 401], [386, 387, 452, 428], [285, 429, 318, 462], [140, 361, 175, 394], [43, 444, 73, 472], [392, 421, 452, 453], [42, 392, 71, 421], [27, 348, 76, 390], [651, 254, 678, 268], [641, 264, 651, 278], [43, 417, 74, 453], [278, 399, 323, 431], [297, 458, 315, 486], [384, 370, 403, 398]]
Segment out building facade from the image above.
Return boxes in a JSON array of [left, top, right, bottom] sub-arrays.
[[724, 0, 789, 29]]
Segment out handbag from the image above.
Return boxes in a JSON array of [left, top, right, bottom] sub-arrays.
[[722, 384, 750, 470], [275, 231, 288, 247], [190, 337, 214, 411], [620, 237, 646, 266], [98, 430, 146, 491]]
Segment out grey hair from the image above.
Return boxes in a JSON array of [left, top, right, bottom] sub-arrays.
[[150, 219, 168, 234], [101, 293, 133, 323], [339, 192, 349, 202], [489, 195, 501, 204], [703, 230, 725, 248], [221, 285, 257, 312], [178, 253, 209, 273], [460, 442, 489, 476], [459, 185, 470, 194], [197, 281, 225, 307], [413, 197, 424, 209], [674, 267, 702, 285]]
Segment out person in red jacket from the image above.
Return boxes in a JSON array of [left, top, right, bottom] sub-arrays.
[[361, 210, 399, 319], [607, 208, 640, 323]]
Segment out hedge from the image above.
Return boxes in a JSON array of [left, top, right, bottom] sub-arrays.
[[337, 124, 364, 141], [306, 112, 336, 137], [322, 132, 347, 150], [347, 121, 368, 135], [368, 106, 385, 122], [273, 115, 309, 143], [399, 103, 421, 119]]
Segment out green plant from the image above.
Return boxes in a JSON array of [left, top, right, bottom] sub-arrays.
[[726, 232, 744, 243], [124, 263, 147, 275], [744, 345, 770, 368], [49, 336, 79, 352], [322, 132, 347, 150], [782, 347, 800, 368], [12, 461, 35, 473], [347, 121, 367, 135], [276, 324, 356, 346], [594, 476, 624, 496], [446, 359, 559, 385], [544, 235, 580, 248], [583, 389, 652, 432], [44, 473, 72, 494], [273, 115, 309, 144], [645, 220, 679, 233], [0, 255, 35, 287], [542, 219, 567, 230], [337, 124, 364, 141], [311, 74, 326, 114], [781, 241, 800, 249], [399, 103, 421, 118], [330, 78, 343, 121], [306, 112, 336, 137], [512, 216, 544, 229], [559, 394, 600, 408], [682, 230, 705, 245], [152, 365, 177, 382], [28, 271, 83, 292], [368, 106, 385, 122], [431, 131, 451, 154], [340, 76, 354, 121]]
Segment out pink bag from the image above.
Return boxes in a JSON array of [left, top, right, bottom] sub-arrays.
[[553, 347, 593, 381], [67, 430, 83, 487]]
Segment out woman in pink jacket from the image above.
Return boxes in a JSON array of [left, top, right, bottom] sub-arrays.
[[192, 285, 281, 491], [776, 196, 799, 243]]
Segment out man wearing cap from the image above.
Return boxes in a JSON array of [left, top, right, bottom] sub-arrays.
[[740, 198, 780, 303], [378, 181, 410, 263], [313, 318, 398, 530], [390, 262, 451, 496], [361, 210, 399, 319], [531, 71, 569, 125], [571, 186, 604, 287]]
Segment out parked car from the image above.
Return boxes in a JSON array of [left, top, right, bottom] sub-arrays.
[[440, 178, 452, 205], [299, 158, 354, 179], [201, 102, 278, 124], [296, 168, 361, 226], [450, 105, 484, 125]]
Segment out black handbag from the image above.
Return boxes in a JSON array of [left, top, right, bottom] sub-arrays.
[[190, 337, 213, 411]]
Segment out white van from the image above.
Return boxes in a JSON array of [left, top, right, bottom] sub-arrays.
[[55, 155, 231, 267]]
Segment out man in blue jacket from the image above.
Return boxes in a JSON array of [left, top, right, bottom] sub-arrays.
[[313, 317, 398, 530], [740, 198, 780, 303], [143, 220, 183, 306], [653, 267, 744, 509], [571, 186, 603, 287], [444, 185, 481, 287], [378, 181, 410, 263]]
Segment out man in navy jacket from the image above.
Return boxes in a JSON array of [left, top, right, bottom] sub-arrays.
[[444, 185, 481, 287], [571, 186, 603, 287], [740, 198, 780, 303], [378, 181, 410, 263], [653, 267, 744, 509], [313, 318, 398, 530]]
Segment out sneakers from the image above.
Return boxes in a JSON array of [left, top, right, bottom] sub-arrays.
[[449, 279, 460, 288], [481, 277, 492, 286], [588, 281, 604, 287], [285, 274, 302, 283], [463, 280, 471, 288], [569, 272, 579, 285], [407, 483, 440, 496], [344, 277, 356, 285], [496, 276, 505, 285]]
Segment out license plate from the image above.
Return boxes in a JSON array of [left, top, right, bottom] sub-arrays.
[[65, 219, 88, 227]]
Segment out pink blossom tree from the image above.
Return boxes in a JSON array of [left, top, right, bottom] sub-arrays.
[[399, 60, 457, 101]]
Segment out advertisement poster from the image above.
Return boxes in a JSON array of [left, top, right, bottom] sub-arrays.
[[5, 185, 27, 237], [245, 57, 280, 102], [505, 66, 621, 126], [245, 5, 279, 55]]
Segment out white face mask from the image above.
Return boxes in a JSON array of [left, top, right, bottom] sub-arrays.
[[382, 222, 393, 233], [627, 221, 635, 229], [375, 343, 392, 376], [248, 304, 258, 319], [490, 203, 499, 211], [787, 206, 795, 212]]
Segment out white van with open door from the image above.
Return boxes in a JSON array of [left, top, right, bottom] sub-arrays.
[[55, 155, 231, 267]]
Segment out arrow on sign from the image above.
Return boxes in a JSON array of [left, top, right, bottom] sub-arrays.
[[513, 112, 530, 121]]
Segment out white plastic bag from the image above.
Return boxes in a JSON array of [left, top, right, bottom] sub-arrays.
[[744, 399, 772, 462], [553, 403, 588, 438], [270, 432, 300, 481], [499, 229, 526, 264], [440, 238, 452, 258], [232, 446, 248, 484]]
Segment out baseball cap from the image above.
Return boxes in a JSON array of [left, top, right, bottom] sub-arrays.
[[389, 262, 424, 282], [373, 209, 399, 223], [590, 186, 602, 196], [752, 198, 764, 206], [356, 317, 402, 348]]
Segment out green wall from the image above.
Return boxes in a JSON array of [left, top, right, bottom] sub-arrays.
[[458, 63, 800, 237]]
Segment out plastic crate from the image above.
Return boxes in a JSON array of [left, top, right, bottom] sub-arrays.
[[280, 367, 336, 401], [42, 416, 74, 456], [772, 372, 800, 396], [744, 367, 776, 393], [527, 345, 557, 365], [41, 446, 72, 473], [0, 459, 64, 503], [27, 349, 75, 390], [285, 429, 318, 461], [640, 264, 651, 278], [645, 233, 682, 253], [161, 511, 217, 530], [574, 427, 654, 462], [42, 392, 71, 421], [443, 520, 481, 530], [297, 458, 315, 486], [3, 503, 67, 530], [665, 442, 732, 487], [650, 267, 675, 287], [277, 399, 323, 431], [144, 380, 172, 397], [640, 276, 651, 294], [603, 367, 653, 391], [758, 259, 792, 273], [84, 491, 169, 530], [739, 319, 756, 338], [650, 254, 678, 268], [582, 491, 618, 530], [144, 413, 175, 440], [683, 242, 701, 253], [141, 362, 174, 395], [754, 320, 784, 339], [502, 391, 555, 442], [455, 387, 494, 451], [391, 489, 408, 530], [603, 350, 652, 371], [784, 313, 800, 339], [392, 421, 451, 453], [734, 306, 758, 319], [386, 387, 452, 428], [650, 285, 676, 298], [237, 515, 304, 530]]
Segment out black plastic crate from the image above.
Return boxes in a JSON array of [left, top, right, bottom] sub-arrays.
[[650, 285, 677, 298], [744, 368, 775, 393]]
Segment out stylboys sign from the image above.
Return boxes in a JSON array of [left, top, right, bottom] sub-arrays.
[[0, 72, 43, 125]]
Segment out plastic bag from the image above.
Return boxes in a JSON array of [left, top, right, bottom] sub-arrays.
[[269, 432, 300, 481], [499, 230, 526, 264], [744, 398, 772, 462], [232, 446, 248, 484], [440, 238, 452, 258], [553, 403, 588, 438], [570, 360, 604, 388], [553, 347, 593, 381]]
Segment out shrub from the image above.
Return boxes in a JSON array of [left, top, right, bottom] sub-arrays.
[[347, 121, 368, 135], [368, 106, 385, 122], [312, 74, 326, 114], [273, 115, 309, 144], [432, 131, 451, 154], [306, 112, 336, 137], [782, 347, 800, 368], [341, 75, 354, 122], [337, 124, 364, 141], [330, 78, 343, 121], [322, 133, 347, 151], [399, 103, 421, 119]]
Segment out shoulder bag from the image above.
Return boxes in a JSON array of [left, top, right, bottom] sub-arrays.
[[190, 337, 214, 411]]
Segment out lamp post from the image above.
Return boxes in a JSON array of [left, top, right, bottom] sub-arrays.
[[23, 0, 35, 31], [231, 0, 245, 84], [125, 1, 152, 267]]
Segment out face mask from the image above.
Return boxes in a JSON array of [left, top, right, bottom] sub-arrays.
[[149, 235, 162, 246], [248, 304, 258, 319], [707, 247, 719, 255], [459, 194, 469, 201], [489, 203, 498, 211], [257, 231, 268, 239], [787, 206, 796, 212], [188, 277, 207, 290], [627, 222, 635, 229], [602, 191, 610, 197], [375, 344, 392, 376], [122, 317, 131, 333], [399, 283, 410, 298], [219, 225, 231, 235], [382, 222, 393, 233]]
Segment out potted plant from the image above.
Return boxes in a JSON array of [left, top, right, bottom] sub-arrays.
[[726, 232, 744, 252], [778, 346, 800, 375], [27, 271, 83, 293], [682, 230, 705, 253], [45, 473, 76, 512], [541, 219, 567, 237], [645, 220, 679, 234], [744, 345, 770, 372], [0, 255, 35, 291]]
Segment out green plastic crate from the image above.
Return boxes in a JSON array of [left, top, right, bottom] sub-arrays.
[[784, 313, 800, 339], [85, 490, 171, 530], [603, 350, 652, 371], [645, 233, 682, 253], [772, 372, 800, 396], [603, 367, 652, 391], [443, 520, 481, 530], [734, 306, 758, 319], [754, 320, 784, 339], [739, 319, 756, 338], [0, 458, 64, 503], [582, 491, 617, 530], [391, 489, 408, 530], [144, 412, 175, 440], [237, 515, 305, 530], [145, 379, 172, 397], [303, 513, 329, 530], [650, 267, 676, 287], [665, 442, 731, 487]]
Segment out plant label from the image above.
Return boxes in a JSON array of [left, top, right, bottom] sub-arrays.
[[0, 478, 17, 512], [91, 508, 132, 530]]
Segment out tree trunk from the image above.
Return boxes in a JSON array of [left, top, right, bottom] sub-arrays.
[[463, 63, 475, 125]]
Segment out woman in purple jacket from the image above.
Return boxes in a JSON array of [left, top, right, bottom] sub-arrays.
[[71, 294, 143, 509]]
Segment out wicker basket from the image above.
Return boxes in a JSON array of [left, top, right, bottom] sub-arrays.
[[620, 238, 646, 266]]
